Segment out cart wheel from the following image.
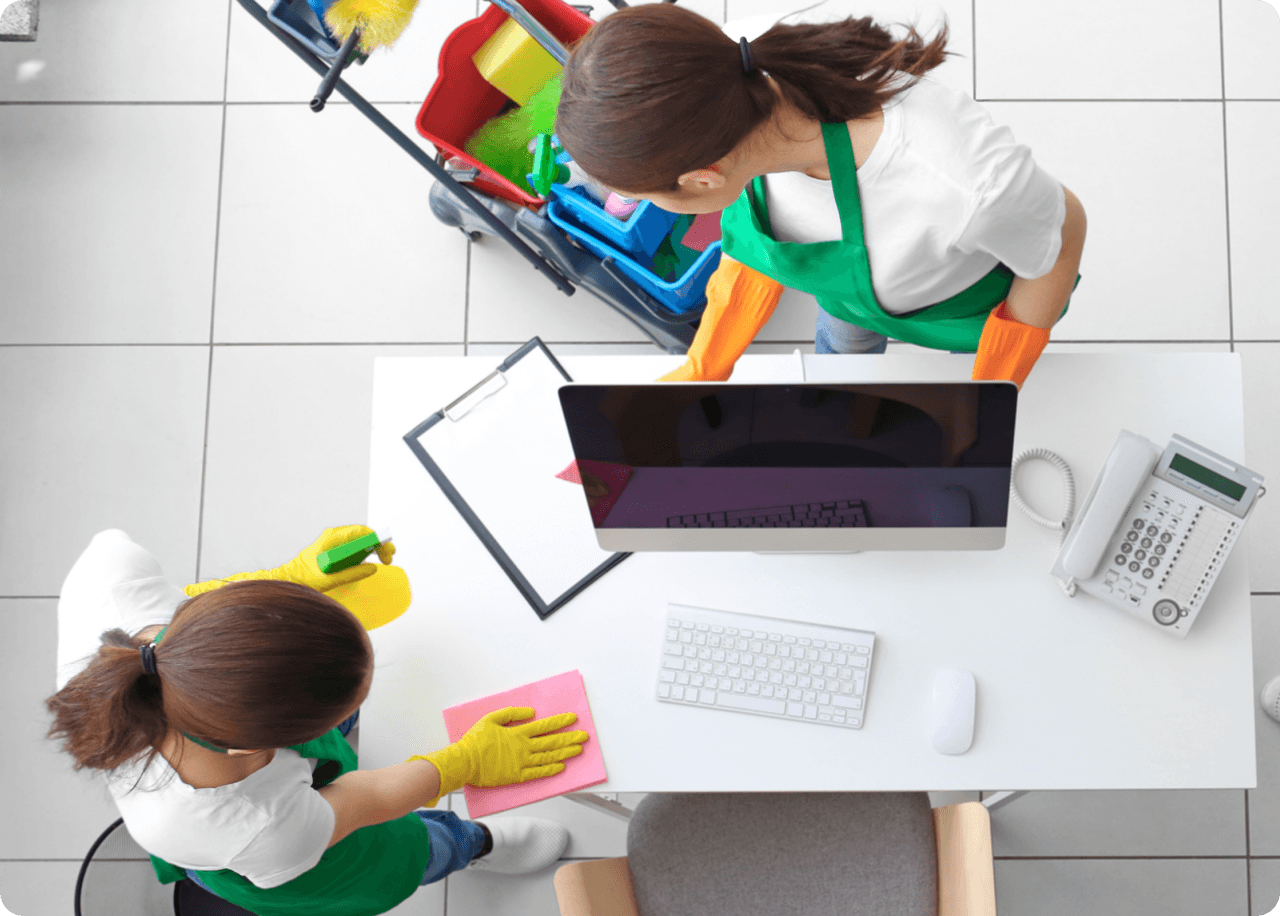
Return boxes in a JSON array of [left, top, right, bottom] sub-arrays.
[[466, 231, 482, 242]]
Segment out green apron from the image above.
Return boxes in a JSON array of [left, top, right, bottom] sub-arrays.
[[719, 121, 1019, 353], [145, 629, 432, 915]]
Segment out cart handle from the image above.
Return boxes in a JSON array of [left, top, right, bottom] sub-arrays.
[[232, 0, 577, 296]]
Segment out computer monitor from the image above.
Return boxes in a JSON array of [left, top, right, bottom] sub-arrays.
[[558, 381, 1018, 552]]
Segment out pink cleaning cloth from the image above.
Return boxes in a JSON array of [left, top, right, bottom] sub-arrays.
[[557, 459, 633, 527], [679, 210, 723, 252], [442, 670, 606, 817]]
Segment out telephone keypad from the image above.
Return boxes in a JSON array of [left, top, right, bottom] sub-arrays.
[[1126, 531, 1139, 542], [1135, 549, 1147, 560], [1120, 542, 1133, 555], [1140, 537, 1152, 548], [1142, 568, 1154, 579]]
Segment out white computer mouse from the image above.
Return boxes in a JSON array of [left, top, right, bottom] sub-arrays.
[[929, 486, 973, 527], [931, 668, 976, 755]]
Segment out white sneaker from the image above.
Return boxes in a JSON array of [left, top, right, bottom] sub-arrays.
[[470, 817, 569, 875], [1262, 676, 1280, 724]]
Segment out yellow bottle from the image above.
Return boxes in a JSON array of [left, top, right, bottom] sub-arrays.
[[326, 563, 412, 631]]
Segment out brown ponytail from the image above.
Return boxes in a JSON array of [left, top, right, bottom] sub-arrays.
[[46, 581, 372, 775], [557, 5, 949, 192]]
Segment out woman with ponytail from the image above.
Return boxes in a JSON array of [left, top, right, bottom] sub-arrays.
[[48, 529, 588, 915], [556, 5, 1086, 387]]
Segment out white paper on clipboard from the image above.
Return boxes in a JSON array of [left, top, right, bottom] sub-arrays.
[[411, 346, 615, 601]]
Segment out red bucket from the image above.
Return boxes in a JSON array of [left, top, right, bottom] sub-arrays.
[[417, 0, 593, 208]]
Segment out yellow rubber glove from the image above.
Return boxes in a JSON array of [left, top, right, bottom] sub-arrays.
[[185, 526, 396, 597], [660, 256, 785, 382], [410, 707, 589, 807]]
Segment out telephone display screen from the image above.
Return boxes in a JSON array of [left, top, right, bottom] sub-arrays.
[[1170, 453, 1246, 501]]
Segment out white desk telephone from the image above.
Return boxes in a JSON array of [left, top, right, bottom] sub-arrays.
[[1045, 431, 1264, 637]]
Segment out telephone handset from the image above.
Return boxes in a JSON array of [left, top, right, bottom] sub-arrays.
[[1048, 430, 1264, 638]]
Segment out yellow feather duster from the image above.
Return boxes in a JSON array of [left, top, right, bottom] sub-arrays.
[[325, 0, 421, 54]]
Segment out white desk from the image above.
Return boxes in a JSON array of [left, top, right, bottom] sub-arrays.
[[362, 353, 1256, 792]]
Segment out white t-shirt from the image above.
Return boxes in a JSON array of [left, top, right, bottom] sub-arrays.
[[723, 19, 1066, 314], [57, 530, 336, 889]]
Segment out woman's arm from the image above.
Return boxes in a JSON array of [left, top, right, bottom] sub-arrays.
[[318, 759, 441, 848], [1003, 186, 1087, 329]]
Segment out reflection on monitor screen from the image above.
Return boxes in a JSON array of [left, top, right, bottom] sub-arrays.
[[558, 383, 1018, 552]]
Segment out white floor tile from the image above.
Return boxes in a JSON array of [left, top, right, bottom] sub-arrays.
[[0, 860, 169, 916], [1250, 597, 1280, 854], [213, 103, 467, 344], [1223, 0, 1280, 99], [450, 791, 630, 859], [987, 790, 1245, 857], [0, 347, 207, 596], [380, 880, 446, 916], [0, 0, 228, 102], [755, 287, 820, 342], [1251, 859, 1280, 916], [467, 342, 661, 357], [975, 0, 1222, 100], [198, 344, 461, 580], [226, 0, 475, 103], [1226, 103, 1280, 340], [445, 864, 564, 916], [1238, 345, 1280, 592], [1, 600, 126, 859], [992, 859, 1247, 916], [724, 0, 973, 97], [0, 106, 221, 344], [1044, 342, 1232, 352], [467, 234, 656, 344], [981, 101, 1230, 342]]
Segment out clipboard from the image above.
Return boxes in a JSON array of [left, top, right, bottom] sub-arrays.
[[403, 339, 630, 620]]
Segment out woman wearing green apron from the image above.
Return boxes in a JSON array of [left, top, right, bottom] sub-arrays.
[[48, 528, 589, 916], [556, 5, 1086, 387]]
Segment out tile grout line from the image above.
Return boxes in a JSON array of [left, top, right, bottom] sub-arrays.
[[192, 0, 237, 583], [464, 238, 471, 357], [1218, 0, 1235, 355]]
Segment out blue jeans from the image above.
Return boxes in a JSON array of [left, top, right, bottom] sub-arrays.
[[815, 309, 888, 355]]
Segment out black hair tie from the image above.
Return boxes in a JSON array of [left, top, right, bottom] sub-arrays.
[[739, 36, 755, 74], [139, 643, 158, 676]]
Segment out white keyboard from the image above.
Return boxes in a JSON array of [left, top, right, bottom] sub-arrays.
[[658, 603, 875, 729]]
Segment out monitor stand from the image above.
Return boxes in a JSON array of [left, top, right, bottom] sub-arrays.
[[753, 550, 862, 555]]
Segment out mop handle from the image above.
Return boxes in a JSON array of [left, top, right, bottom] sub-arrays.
[[487, 0, 569, 65], [311, 28, 362, 112]]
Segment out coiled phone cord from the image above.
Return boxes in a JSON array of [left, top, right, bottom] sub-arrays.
[[1009, 448, 1079, 596]]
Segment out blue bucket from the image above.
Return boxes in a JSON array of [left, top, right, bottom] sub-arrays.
[[547, 185, 679, 259], [548, 200, 721, 314], [268, 0, 343, 60]]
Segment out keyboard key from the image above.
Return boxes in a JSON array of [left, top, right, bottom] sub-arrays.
[[660, 671, 676, 683], [856, 646, 871, 654], [671, 686, 684, 700], [691, 675, 703, 688], [677, 672, 690, 685], [666, 628, 679, 641], [658, 684, 670, 698], [787, 702, 804, 717], [789, 687, 803, 700], [803, 690, 817, 703], [818, 693, 831, 705], [851, 657, 868, 668], [804, 705, 818, 719], [662, 658, 685, 670]]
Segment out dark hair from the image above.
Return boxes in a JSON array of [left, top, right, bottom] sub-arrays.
[[557, 5, 949, 192], [46, 581, 372, 775]]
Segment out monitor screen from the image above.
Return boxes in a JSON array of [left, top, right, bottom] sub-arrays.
[[558, 382, 1018, 552]]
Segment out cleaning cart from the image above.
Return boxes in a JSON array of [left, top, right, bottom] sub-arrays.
[[236, 0, 707, 353]]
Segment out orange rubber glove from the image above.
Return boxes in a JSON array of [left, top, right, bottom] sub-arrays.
[[660, 257, 785, 382], [971, 302, 1051, 389]]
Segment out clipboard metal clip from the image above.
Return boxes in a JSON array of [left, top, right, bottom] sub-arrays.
[[445, 368, 508, 422]]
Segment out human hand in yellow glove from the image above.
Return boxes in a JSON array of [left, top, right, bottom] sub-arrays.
[[411, 707, 589, 806], [660, 255, 785, 382], [185, 526, 396, 597]]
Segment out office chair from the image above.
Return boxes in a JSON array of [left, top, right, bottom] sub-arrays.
[[75, 818, 255, 916], [555, 793, 997, 916]]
